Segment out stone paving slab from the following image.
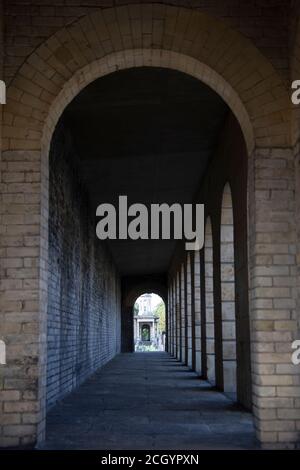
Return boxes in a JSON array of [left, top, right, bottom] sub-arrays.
[[40, 352, 257, 450]]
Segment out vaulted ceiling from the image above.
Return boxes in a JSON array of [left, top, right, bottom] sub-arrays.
[[60, 67, 229, 275]]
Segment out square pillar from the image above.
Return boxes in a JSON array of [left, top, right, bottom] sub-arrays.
[[0, 149, 46, 447], [249, 147, 300, 448]]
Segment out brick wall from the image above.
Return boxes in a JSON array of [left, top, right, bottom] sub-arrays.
[[290, 6, 300, 380], [0, 0, 3, 179], [0, 0, 5, 445], [47, 123, 121, 410]]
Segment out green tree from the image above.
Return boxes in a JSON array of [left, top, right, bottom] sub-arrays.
[[154, 301, 165, 333]]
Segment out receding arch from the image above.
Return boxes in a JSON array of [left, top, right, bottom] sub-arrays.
[[220, 183, 237, 398], [124, 281, 168, 308], [122, 277, 168, 353], [36, 49, 257, 167], [204, 217, 216, 386]]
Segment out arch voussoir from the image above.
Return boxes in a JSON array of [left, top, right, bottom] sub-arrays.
[[2, 3, 290, 154]]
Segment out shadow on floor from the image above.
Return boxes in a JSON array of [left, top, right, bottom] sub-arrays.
[[40, 352, 257, 450]]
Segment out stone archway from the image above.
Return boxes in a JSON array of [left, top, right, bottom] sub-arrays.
[[3, 4, 290, 155], [121, 275, 168, 354], [0, 3, 296, 448]]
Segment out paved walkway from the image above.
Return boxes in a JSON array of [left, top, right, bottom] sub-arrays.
[[41, 352, 257, 450]]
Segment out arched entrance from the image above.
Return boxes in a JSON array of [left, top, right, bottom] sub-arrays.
[[134, 293, 166, 352], [45, 63, 251, 419], [0, 4, 296, 449]]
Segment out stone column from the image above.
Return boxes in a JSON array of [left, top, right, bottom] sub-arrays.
[[176, 272, 181, 361], [172, 277, 177, 358], [190, 252, 196, 371], [180, 263, 186, 364], [186, 255, 193, 368], [249, 147, 300, 448], [0, 147, 47, 447], [134, 317, 137, 346], [194, 250, 202, 375], [168, 282, 173, 355], [205, 219, 216, 386], [221, 186, 237, 395]]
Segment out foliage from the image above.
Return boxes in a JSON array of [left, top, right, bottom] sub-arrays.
[[154, 301, 166, 333], [141, 325, 150, 341]]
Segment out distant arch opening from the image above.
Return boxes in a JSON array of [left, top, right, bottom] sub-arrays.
[[134, 293, 166, 352]]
